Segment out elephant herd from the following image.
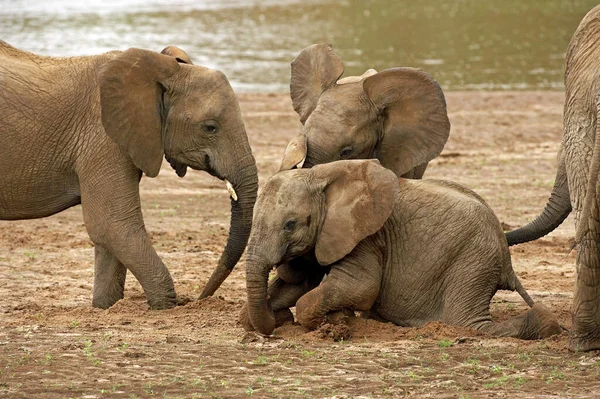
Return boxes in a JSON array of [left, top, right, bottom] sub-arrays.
[[3, 5, 600, 351]]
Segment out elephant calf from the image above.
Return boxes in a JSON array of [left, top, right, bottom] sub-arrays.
[[281, 43, 450, 179], [241, 160, 561, 339], [0, 42, 258, 309]]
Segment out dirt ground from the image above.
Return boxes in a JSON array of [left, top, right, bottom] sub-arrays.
[[1, 91, 599, 399]]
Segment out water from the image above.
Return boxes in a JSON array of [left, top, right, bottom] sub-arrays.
[[0, 0, 597, 92]]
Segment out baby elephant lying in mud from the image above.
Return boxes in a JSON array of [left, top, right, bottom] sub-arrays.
[[240, 160, 562, 339]]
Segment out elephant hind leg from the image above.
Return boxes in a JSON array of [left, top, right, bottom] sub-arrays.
[[92, 245, 127, 309], [478, 304, 562, 340]]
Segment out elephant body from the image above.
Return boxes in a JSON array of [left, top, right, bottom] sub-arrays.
[[370, 179, 513, 328], [242, 160, 561, 339], [0, 48, 100, 218], [0, 42, 258, 309], [503, 5, 600, 350]]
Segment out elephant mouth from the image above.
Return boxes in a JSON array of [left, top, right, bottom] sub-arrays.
[[165, 155, 188, 177]]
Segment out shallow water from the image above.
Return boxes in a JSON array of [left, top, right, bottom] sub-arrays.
[[1, 0, 597, 92]]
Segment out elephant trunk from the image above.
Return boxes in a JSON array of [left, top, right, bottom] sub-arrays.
[[505, 155, 571, 246], [199, 154, 258, 298], [245, 250, 276, 335]]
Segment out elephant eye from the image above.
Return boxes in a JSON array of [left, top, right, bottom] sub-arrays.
[[339, 147, 353, 159], [283, 220, 297, 232], [202, 121, 218, 134]]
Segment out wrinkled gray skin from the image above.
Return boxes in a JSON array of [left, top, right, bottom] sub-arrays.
[[240, 160, 561, 340], [505, 5, 600, 351], [280, 43, 450, 179], [0, 42, 258, 309]]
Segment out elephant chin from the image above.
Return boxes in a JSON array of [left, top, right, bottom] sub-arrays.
[[165, 156, 187, 177], [246, 256, 277, 335]]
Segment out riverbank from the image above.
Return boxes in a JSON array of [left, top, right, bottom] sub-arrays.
[[1, 91, 593, 398]]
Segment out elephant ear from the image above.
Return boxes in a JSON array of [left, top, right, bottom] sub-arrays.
[[99, 48, 180, 177], [160, 45, 193, 65], [160, 46, 192, 178], [279, 133, 308, 171], [290, 43, 344, 124], [363, 68, 450, 177], [312, 160, 398, 266]]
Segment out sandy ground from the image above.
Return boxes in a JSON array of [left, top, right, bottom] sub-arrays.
[[1, 91, 599, 398]]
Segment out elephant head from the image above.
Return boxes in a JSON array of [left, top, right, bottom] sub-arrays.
[[246, 160, 398, 335], [281, 43, 450, 179], [98, 46, 258, 297]]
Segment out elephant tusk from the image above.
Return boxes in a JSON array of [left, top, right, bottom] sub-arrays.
[[296, 157, 306, 169], [225, 180, 238, 201]]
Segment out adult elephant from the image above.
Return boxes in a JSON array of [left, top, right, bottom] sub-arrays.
[[504, 6, 600, 351], [0, 42, 258, 309], [240, 160, 561, 339], [280, 43, 450, 179]]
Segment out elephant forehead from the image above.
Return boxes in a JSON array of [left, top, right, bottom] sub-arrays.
[[259, 173, 310, 208], [316, 86, 366, 116], [182, 69, 236, 113]]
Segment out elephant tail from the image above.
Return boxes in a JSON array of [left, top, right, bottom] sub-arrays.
[[504, 148, 572, 246], [498, 262, 535, 308], [513, 274, 535, 308]]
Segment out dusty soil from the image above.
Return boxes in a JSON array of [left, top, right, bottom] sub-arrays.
[[2, 91, 600, 398]]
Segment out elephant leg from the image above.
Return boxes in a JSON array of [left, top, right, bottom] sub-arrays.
[[571, 239, 600, 350], [295, 248, 381, 330], [80, 168, 177, 310], [239, 267, 326, 331], [478, 304, 562, 340], [442, 254, 561, 340], [91, 245, 127, 309], [570, 104, 600, 351]]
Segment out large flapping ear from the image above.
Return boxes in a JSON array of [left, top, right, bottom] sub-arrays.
[[99, 48, 180, 177], [290, 43, 344, 124], [161, 45, 193, 65], [363, 68, 450, 177], [312, 160, 398, 265], [160, 46, 192, 178], [279, 133, 308, 171]]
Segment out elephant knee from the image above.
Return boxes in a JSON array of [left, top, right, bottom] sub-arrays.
[[296, 290, 327, 330], [91, 292, 122, 309]]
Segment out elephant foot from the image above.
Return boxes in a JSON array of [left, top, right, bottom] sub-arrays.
[[91, 293, 124, 309], [317, 311, 353, 342], [238, 303, 294, 332], [326, 308, 355, 324], [176, 295, 193, 306], [146, 291, 178, 310], [519, 304, 562, 340], [569, 335, 600, 352], [568, 325, 600, 352]]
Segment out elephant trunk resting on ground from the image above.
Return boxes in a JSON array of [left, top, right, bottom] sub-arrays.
[[240, 160, 562, 339], [0, 41, 258, 309], [503, 5, 600, 351]]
